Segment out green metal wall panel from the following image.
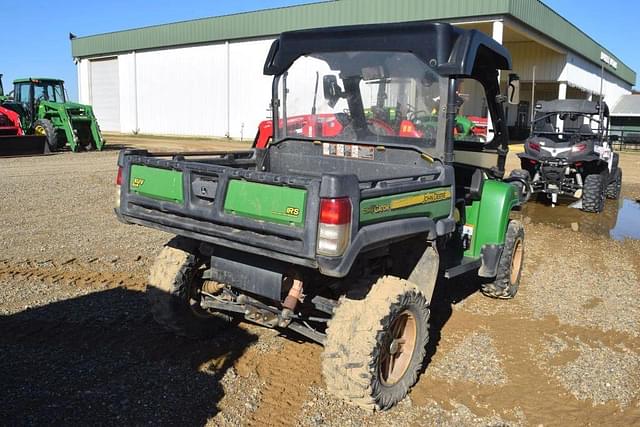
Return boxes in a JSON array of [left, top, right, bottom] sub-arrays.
[[71, 0, 635, 85], [71, 0, 510, 58]]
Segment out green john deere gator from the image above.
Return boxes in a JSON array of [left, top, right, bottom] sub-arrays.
[[3, 77, 105, 152], [116, 22, 531, 410]]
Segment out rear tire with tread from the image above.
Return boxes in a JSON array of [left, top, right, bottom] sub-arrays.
[[322, 276, 430, 410], [605, 168, 622, 200], [147, 236, 230, 339], [581, 172, 606, 213]]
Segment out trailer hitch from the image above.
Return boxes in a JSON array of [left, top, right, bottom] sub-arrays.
[[199, 290, 328, 344]]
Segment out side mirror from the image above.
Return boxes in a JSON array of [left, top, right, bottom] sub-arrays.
[[508, 73, 520, 105], [323, 75, 343, 108]]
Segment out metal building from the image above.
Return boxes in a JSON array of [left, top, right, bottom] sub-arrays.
[[70, 0, 636, 139], [610, 95, 640, 143]]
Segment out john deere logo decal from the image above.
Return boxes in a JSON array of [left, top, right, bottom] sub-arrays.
[[131, 177, 145, 188], [363, 190, 451, 215]]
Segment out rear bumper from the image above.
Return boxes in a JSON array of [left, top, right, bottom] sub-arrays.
[[519, 156, 581, 196], [117, 209, 318, 269], [118, 209, 438, 278]]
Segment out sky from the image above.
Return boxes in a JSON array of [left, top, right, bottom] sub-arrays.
[[2, 0, 638, 101]]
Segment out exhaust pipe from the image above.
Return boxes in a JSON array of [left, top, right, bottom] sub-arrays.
[[279, 278, 304, 327]]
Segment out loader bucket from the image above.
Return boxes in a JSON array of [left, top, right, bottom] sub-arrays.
[[0, 135, 48, 157]]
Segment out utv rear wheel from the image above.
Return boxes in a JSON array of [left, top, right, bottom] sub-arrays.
[[34, 119, 59, 151], [147, 236, 231, 338], [605, 168, 622, 200], [481, 220, 524, 299], [322, 276, 430, 410], [582, 173, 606, 213]]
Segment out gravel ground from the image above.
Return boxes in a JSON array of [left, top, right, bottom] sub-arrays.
[[426, 332, 508, 386], [535, 335, 640, 407], [297, 386, 524, 427], [1, 142, 639, 426]]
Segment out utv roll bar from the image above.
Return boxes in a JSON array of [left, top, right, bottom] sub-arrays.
[[264, 22, 514, 164], [534, 100, 609, 117], [263, 21, 512, 78]]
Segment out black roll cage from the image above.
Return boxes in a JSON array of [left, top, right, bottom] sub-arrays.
[[264, 21, 513, 171]]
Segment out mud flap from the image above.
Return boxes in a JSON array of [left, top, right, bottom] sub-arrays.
[[478, 244, 504, 278], [0, 135, 48, 156], [408, 244, 439, 302]]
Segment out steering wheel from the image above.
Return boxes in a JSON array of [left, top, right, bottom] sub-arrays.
[[404, 103, 429, 121], [408, 110, 429, 121]]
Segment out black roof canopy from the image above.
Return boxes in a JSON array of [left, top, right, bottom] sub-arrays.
[[263, 21, 512, 77]]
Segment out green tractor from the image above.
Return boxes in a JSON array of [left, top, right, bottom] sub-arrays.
[[4, 77, 105, 152], [0, 74, 7, 102]]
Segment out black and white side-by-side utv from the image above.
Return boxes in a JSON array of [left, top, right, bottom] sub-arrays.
[[518, 99, 622, 212]]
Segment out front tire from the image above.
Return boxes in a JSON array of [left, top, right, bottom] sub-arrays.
[[33, 119, 59, 152], [481, 220, 525, 299], [322, 276, 430, 410], [582, 172, 606, 213], [147, 236, 231, 338]]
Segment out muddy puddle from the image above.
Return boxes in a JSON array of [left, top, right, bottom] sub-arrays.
[[520, 198, 640, 241]]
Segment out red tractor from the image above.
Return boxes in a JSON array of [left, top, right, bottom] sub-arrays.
[[0, 105, 22, 137], [0, 74, 47, 156], [253, 113, 425, 148], [253, 87, 488, 149], [0, 74, 21, 137]]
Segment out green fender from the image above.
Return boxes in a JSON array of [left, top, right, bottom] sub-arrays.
[[464, 180, 520, 258]]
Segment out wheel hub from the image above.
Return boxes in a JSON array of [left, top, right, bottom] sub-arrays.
[[389, 339, 400, 355], [379, 310, 417, 386], [510, 238, 524, 284]]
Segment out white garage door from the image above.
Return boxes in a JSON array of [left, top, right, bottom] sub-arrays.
[[90, 58, 120, 131]]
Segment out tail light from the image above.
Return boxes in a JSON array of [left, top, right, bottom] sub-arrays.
[[528, 159, 538, 165], [317, 198, 352, 256], [115, 166, 123, 209], [116, 166, 123, 186], [529, 142, 541, 152], [572, 143, 587, 153]]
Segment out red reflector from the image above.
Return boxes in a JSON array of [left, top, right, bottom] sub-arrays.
[[116, 166, 123, 186], [529, 160, 537, 165], [573, 143, 587, 153], [529, 142, 541, 152], [575, 162, 583, 168], [319, 198, 351, 225]]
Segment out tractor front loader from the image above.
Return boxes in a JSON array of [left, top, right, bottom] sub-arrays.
[[6, 77, 105, 152]]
